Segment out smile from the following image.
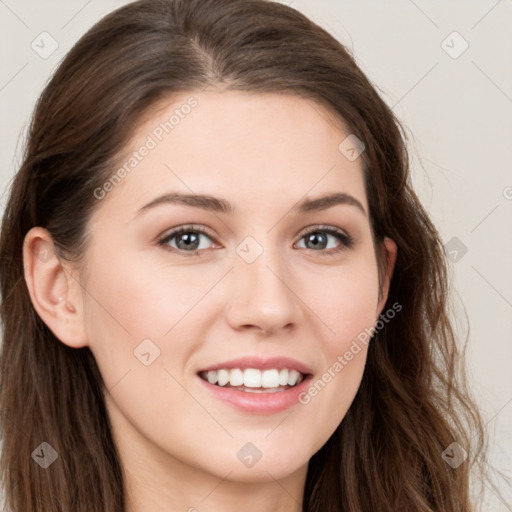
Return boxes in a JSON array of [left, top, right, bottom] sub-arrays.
[[199, 368, 305, 393], [197, 369, 313, 414]]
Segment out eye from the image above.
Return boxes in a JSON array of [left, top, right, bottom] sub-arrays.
[[295, 225, 354, 255], [158, 224, 218, 256], [157, 224, 354, 257]]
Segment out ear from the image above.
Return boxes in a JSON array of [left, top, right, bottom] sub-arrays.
[[376, 236, 398, 316], [22, 227, 89, 348]]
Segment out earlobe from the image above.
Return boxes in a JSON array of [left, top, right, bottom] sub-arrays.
[[22, 227, 89, 348], [376, 236, 398, 316]]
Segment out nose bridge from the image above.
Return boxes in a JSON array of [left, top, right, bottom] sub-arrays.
[[226, 233, 299, 331], [236, 233, 290, 297]]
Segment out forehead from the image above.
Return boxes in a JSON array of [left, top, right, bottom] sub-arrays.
[[93, 90, 368, 220]]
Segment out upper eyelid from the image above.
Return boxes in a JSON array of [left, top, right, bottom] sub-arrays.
[[159, 224, 217, 242], [297, 224, 350, 237]]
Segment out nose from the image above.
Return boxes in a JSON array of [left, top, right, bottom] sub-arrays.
[[225, 241, 302, 335]]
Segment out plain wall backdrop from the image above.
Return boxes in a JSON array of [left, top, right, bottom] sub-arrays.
[[0, 0, 511, 509]]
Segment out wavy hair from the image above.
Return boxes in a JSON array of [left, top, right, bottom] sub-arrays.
[[0, 0, 487, 510]]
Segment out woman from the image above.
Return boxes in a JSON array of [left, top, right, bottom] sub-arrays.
[[0, 0, 487, 510]]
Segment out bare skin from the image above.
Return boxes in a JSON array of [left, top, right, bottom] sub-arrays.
[[23, 90, 396, 512]]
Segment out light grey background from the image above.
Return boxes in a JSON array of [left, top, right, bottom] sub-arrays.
[[0, 0, 511, 509]]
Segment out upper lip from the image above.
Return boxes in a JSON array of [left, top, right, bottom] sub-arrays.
[[198, 356, 312, 375]]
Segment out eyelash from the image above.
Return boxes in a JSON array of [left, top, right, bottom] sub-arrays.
[[157, 224, 355, 257]]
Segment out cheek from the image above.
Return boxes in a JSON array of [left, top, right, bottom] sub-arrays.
[[81, 248, 227, 397], [301, 254, 381, 343], [298, 344, 368, 459], [83, 250, 216, 341], [296, 314, 372, 458], [80, 253, 172, 387], [292, 256, 378, 444]]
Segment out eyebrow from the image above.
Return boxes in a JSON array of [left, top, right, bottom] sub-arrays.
[[134, 191, 367, 218]]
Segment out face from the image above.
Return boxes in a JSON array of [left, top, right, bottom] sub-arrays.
[[26, 90, 396, 486]]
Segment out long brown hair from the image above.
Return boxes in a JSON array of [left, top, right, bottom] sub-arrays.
[[0, 0, 487, 510]]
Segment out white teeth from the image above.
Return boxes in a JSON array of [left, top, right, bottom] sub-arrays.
[[229, 368, 244, 387], [217, 369, 230, 387], [207, 370, 218, 385], [243, 368, 261, 388], [261, 369, 280, 388], [201, 368, 306, 389], [287, 369, 301, 386]]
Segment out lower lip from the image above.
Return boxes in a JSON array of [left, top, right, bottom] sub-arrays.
[[197, 374, 313, 414]]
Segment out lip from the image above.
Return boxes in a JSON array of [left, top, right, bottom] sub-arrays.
[[197, 372, 313, 414], [196, 356, 314, 415], [198, 356, 313, 375]]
